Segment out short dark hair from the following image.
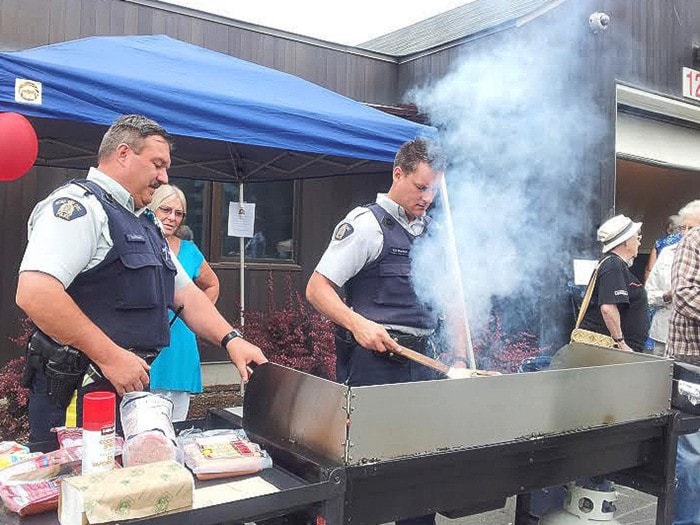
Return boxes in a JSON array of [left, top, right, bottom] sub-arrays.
[[98, 114, 172, 161], [393, 138, 446, 174]]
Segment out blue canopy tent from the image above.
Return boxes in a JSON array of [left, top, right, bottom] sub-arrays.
[[0, 34, 434, 181], [0, 34, 443, 334]]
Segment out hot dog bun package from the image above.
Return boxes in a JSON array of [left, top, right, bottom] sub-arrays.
[[59, 460, 193, 525]]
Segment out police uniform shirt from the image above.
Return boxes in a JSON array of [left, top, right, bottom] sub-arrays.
[[315, 193, 429, 336], [19, 167, 190, 291]]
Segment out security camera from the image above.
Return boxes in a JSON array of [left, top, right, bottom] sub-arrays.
[[589, 12, 610, 33]]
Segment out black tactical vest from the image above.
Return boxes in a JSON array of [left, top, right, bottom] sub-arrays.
[[345, 203, 437, 331], [65, 180, 176, 349]]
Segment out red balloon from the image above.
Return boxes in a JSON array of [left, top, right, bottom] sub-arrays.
[[0, 112, 39, 181]]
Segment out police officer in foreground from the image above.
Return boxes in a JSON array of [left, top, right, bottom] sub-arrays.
[[16, 114, 267, 442]]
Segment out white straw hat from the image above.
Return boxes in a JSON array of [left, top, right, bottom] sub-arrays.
[[597, 215, 642, 253]]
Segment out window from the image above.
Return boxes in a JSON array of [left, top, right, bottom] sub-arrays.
[[219, 181, 295, 261], [164, 177, 296, 264]]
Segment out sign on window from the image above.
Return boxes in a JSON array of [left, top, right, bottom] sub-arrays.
[[682, 67, 700, 101]]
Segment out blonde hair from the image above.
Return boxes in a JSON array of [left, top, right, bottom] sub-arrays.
[[149, 184, 187, 214], [149, 184, 187, 237]]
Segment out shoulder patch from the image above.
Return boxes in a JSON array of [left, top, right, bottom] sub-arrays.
[[52, 198, 87, 221], [334, 222, 354, 241]]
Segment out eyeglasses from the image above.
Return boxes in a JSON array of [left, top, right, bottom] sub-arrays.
[[158, 205, 186, 219], [636, 234, 642, 241]]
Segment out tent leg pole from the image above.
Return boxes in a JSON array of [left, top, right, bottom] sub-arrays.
[[239, 182, 245, 329], [239, 183, 246, 394], [439, 176, 476, 369]]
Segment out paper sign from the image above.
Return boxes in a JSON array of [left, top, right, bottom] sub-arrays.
[[227, 202, 256, 238], [573, 259, 598, 286]]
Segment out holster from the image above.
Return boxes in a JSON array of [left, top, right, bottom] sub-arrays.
[[387, 330, 429, 354], [22, 330, 90, 409], [334, 325, 353, 363]]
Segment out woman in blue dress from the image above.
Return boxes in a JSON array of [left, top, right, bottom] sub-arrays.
[[148, 184, 220, 421]]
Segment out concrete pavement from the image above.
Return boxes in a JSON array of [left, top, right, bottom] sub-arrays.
[[436, 486, 657, 525]]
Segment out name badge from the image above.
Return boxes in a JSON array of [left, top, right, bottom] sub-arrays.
[[125, 234, 146, 242], [390, 247, 410, 257]]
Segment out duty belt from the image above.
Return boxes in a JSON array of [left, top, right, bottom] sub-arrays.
[[335, 326, 435, 361], [82, 347, 161, 389], [129, 348, 161, 364], [386, 330, 428, 353]]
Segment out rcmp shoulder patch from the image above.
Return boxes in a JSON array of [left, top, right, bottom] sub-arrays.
[[334, 222, 354, 241], [52, 198, 87, 221]]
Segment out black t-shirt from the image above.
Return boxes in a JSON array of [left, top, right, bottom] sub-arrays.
[[580, 254, 650, 351]]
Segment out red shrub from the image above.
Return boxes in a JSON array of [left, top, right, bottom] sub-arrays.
[[237, 273, 336, 380], [0, 318, 34, 441], [473, 314, 549, 374]]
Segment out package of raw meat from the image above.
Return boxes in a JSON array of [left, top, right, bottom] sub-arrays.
[[53, 427, 83, 449], [0, 446, 117, 516], [120, 392, 179, 467], [178, 429, 272, 480], [0, 458, 82, 516], [0, 446, 82, 486], [0, 442, 26, 455]]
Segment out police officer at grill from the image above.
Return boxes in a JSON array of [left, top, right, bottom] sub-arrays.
[[306, 139, 466, 386], [306, 138, 467, 386], [16, 114, 267, 442], [306, 139, 466, 525]]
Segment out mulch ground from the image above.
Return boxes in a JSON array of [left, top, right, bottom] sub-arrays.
[[186, 384, 243, 419]]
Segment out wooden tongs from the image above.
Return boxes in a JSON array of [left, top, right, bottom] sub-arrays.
[[390, 343, 501, 379]]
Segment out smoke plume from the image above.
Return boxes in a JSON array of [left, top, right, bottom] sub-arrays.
[[410, 4, 608, 350]]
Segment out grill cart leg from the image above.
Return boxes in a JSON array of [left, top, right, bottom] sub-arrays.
[[655, 412, 680, 525], [318, 468, 345, 525]]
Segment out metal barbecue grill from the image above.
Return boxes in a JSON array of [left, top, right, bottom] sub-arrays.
[[238, 342, 682, 524], [6, 342, 700, 525], [243, 343, 673, 465]]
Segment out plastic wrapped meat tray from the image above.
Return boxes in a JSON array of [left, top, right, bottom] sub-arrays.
[[179, 429, 272, 480]]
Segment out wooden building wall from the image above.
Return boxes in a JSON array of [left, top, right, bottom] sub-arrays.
[[0, 0, 397, 360], [392, 0, 700, 345], [0, 0, 399, 104]]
